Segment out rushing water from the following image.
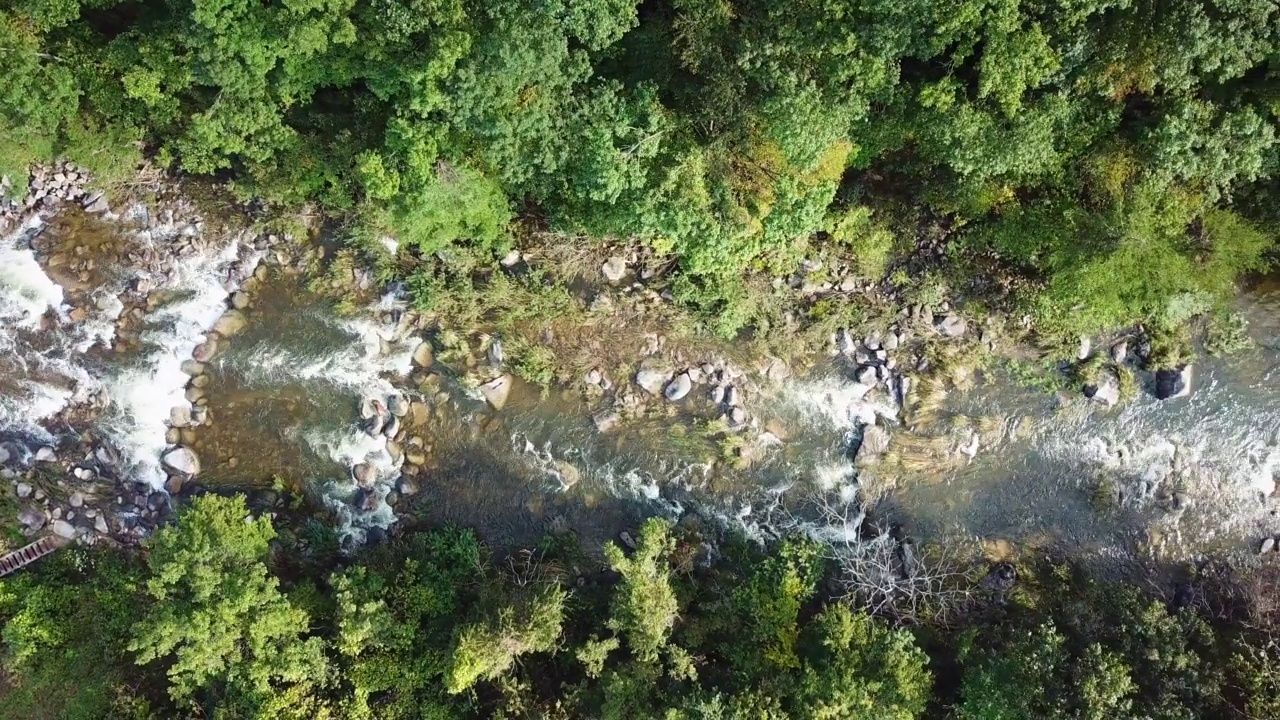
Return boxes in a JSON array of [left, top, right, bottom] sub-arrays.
[[2, 207, 1278, 563]]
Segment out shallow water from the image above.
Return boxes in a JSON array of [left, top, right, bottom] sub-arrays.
[[3, 209, 1278, 563]]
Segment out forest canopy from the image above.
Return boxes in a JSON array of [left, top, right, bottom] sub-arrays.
[[1, 0, 1277, 338]]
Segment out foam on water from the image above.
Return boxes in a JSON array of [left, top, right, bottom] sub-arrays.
[[0, 215, 106, 437], [99, 222, 251, 488]]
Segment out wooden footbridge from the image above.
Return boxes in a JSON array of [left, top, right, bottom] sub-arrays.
[[0, 536, 68, 577]]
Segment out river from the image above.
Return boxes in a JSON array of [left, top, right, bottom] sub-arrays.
[[2, 203, 1277, 567]]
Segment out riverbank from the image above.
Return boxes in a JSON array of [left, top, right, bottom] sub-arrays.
[[2, 167, 1277, 581]]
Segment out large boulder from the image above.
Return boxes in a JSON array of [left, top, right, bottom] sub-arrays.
[[162, 446, 201, 476], [212, 309, 248, 337], [412, 340, 434, 368], [635, 358, 673, 395], [1084, 372, 1120, 407], [934, 313, 967, 337], [664, 373, 693, 401], [480, 374, 513, 411], [601, 256, 627, 282], [1155, 366, 1192, 400]]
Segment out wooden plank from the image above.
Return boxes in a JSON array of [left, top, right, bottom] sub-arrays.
[[0, 536, 66, 578]]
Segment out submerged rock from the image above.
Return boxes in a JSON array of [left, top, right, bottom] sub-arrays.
[[593, 409, 620, 433], [480, 374, 513, 411], [162, 446, 201, 476]]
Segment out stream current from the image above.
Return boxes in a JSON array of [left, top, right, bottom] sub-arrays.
[[2, 207, 1278, 565]]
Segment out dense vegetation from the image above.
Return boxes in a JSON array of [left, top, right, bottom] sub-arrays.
[[2, 494, 1279, 718], [3, 0, 1277, 342]]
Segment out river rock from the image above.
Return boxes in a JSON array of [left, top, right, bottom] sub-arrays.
[[856, 366, 877, 386], [192, 338, 219, 363], [352, 463, 376, 486], [15, 482, 32, 499], [710, 385, 725, 404], [884, 333, 900, 351], [83, 194, 109, 214], [19, 508, 45, 530], [665, 373, 693, 401], [162, 446, 201, 476], [212, 309, 248, 337], [980, 562, 1017, 592], [398, 476, 420, 496], [52, 519, 76, 539], [170, 405, 193, 427], [387, 393, 409, 417], [1084, 372, 1120, 407], [365, 413, 386, 438], [725, 385, 741, 407], [1155, 366, 1192, 400], [480, 374, 513, 411], [35, 446, 56, 463], [934, 313, 967, 337], [95, 514, 109, 534], [1078, 335, 1092, 360], [69, 492, 84, 508], [355, 488, 381, 513], [181, 359, 205, 376], [499, 249, 522, 267], [408, 401, 429, 427], [860, 425, 890, 457], [383, 414, 401, 440], [95, 446, 119, 467], [635, 358, 673, 395], [601, 256, 627, 282], [593, 409, 620, 433], [1262, 537, 1277, 555], [1111, 340, 1128, 363], [412, 341, 433, 368]]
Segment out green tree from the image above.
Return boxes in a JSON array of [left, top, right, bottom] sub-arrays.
[[129, 494, 327, 714], [604, 517, 679, 664]]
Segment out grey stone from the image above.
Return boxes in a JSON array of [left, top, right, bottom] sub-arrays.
[[593, 409, 620, 433], [162, 446, 201, 476], [69, 492, 84, 508], [94, 446, 118, 466], [398, 477, 419, 496], [725, 385, 741, 407], [212, 309, 248, 337], [860, 425, 891, 457], [387, 393, 409, 417], [857, 366, 877, 386], [635, 358, 674, 395], [664, 373, 693, 401], [35, 446, 56, 463], [480, 374, 513, 411], [934, 313, 967, 337], [585, 368, 602, 385], [95, 514, 110, 534], [16, 482, 32, 499], [710, 385, 725, 404], [601, 256, 627, 282], [19, 508, 45, 530], [169, 405, 193, 428], [192, 338, 219, 363], [1111, 340, 1128, 363], [412, 341, 433, 368], [352, 463, 376, 486], [52, 519, 76, 539], [1262, 537, 1277, 554], [1078, 335, 1092, 360], [230, 291, 251, 310], [499, 249, 522, 267], [1084, 373, 1120, 407], [884, 333, 900, 351], [1155, 366, 1192, 400]]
